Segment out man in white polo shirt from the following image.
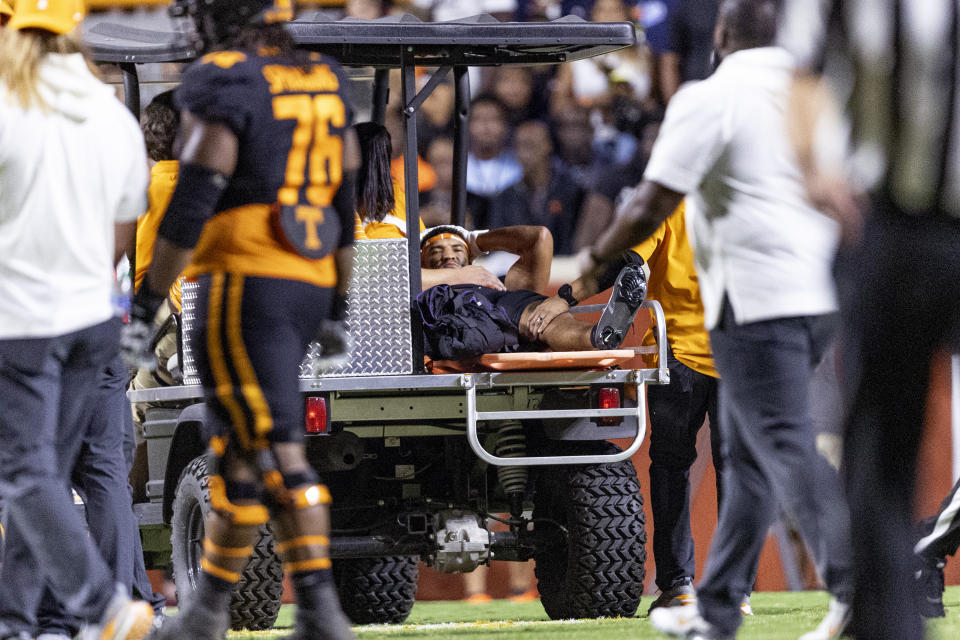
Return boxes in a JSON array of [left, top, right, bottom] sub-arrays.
[[555, 1, 853, 638]]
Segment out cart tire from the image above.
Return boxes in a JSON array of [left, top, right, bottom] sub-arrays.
[[533, 447, 646, 619], [334, 556, 419, 624], [170, 456, 283, 631]]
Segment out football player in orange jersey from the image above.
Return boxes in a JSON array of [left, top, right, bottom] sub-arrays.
[[121, 0, 360, 638]]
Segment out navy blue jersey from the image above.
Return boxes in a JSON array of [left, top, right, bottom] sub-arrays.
[[176, 48, 354, 284], [177, 48, 353, 212]]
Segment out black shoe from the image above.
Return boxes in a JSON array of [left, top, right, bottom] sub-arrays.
[[153, 600, 230, 640], [281, 584, 356, 640], [591, 264, 647, 350], [915, 555, 946, 618]]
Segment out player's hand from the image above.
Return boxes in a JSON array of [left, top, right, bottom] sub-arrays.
[[303, 320, 353, 376], [457, 265, 506, 291], [804, 170, 865, 247], [522, 296, 570, 341], [465, 229, 489, 258], [120, 284, 166, 371], [121, 318, 156, 371]]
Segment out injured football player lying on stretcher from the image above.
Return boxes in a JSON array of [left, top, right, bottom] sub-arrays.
[[416, 225, 647, 360]]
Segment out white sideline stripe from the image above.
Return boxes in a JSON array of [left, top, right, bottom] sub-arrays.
[[360, 619, 590, 632], [225, 619, 592, 637]]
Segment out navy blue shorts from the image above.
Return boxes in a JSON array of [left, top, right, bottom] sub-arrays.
[[455, 285, 546, 327], [190, 273, 332, 449]]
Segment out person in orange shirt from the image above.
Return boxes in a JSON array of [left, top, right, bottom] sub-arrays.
[[129, 91, 183, 445]]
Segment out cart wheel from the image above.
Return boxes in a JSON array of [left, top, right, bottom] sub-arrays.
[[533, 444, 646, 619], [170, 456, 283, 631], [334, 556, 419, 624]]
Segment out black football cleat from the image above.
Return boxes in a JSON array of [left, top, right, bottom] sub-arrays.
[[279, 583, 356, 640], [152, 599, 229, 640], [591, 264, 647, 350]]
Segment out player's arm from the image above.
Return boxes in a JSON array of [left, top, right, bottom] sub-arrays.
[[779, 0, 860, 241], [115, 221, 137, 267], [787, 73, 862, 244], [580, 180, 682, 286], [421, 265, 506, 292], [476, 225, 553, 294]]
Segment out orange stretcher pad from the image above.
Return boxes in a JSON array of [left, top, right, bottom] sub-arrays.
[[427, 349, 636, 373]]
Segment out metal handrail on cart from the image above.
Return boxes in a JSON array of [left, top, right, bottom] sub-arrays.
[[460, 298, 668, 467], [464, 371, 646, 467]]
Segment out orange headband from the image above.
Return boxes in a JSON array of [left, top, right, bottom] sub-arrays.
[[421, 232, 469, 255]]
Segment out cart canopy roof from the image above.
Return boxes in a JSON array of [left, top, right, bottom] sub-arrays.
[[84, 12, 636, 66]]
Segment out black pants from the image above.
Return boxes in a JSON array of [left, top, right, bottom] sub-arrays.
[[25, 357, 166, 636], [0, 321, 120, 635], [647, 350, 722, 591], [837, 209, 960, 640], [697, 300, 852, 636]]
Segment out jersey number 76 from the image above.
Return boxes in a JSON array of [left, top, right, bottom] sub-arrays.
[[271, 94, 345, 258]]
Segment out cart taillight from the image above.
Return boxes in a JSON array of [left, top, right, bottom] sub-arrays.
[[595, 387, 622, 426], [305, 396, 328, 434]]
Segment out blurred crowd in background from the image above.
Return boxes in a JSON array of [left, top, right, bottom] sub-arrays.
[[337, 0, 718, 258]]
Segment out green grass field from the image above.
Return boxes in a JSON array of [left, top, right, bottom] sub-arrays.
[[217, 587, 960, 639]]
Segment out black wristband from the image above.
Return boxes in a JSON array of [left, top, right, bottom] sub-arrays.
[[558, 283, 579, 307], [130, 282, 166, 323]]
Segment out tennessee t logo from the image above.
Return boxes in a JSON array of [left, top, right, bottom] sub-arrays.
[[296, 206, 324, 250]]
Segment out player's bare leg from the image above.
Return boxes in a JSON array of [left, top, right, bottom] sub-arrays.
[[521, 309, 595, 350], [521, 263, 647, 351]]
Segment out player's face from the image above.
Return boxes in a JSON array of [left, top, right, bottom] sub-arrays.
[[422, 237, 469, 269]]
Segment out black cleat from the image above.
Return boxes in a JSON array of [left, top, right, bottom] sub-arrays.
[[915, 555, 946, 618], [280, 584, 356, 640], [591, 264, 647, 350], [153, 600, 229, 640]]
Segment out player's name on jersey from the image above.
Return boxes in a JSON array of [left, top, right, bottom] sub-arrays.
[[263, 64, 340, 94]]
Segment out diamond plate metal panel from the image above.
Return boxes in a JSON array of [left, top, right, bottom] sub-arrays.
[[179, 240, 414, 384], [180, 280, 200, 386], [302, 239, 413, 377]]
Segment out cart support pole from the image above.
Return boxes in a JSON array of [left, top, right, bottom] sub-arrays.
[[120, 63, 140, 121], [372, 68, 389, 125], [120, 62, 139, 278], [452, 66, 470, 227], [400, 52, 424, 373]]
